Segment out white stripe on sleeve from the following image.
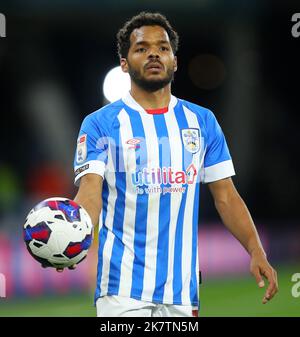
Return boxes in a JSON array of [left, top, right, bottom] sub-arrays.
[[74, 160, 106, 186], [201, 160, 235, 184]]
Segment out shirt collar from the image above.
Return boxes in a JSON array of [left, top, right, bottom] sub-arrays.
[[122, 91, 178, 113]]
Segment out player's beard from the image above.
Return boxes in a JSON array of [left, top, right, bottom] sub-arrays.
[[128, 62, 174, 92]]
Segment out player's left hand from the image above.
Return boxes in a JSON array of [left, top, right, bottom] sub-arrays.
[[250, 251, 278, 304]]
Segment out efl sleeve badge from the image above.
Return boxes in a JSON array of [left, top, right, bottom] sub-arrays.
[[76, 134, 87, 164]]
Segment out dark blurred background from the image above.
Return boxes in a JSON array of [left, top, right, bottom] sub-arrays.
[[0, 0, 299, 314]]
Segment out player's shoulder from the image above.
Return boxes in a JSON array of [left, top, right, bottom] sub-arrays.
[[81, 99, 125, 135], [179, 98, 215, 123]]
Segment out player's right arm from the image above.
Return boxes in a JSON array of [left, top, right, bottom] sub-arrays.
[[73, 113, 108, 225], [56, 174, 103, 273], [57, 111, 110, 272], [74, 173, 103, 228]]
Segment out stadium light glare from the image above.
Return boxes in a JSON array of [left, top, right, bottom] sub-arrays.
[[103, 66, 130, 103]]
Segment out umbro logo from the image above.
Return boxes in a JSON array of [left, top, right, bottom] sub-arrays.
[[126, 138, 141, 149]]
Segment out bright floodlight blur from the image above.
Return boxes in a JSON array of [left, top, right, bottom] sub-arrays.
[[103, 66, 130, 103]]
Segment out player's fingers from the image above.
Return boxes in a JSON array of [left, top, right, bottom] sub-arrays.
[[68, 264, 77, 270], [251, 267, 265, 288], [274, 269, 279, 292], [270, 269, 279, 297], [262, 269, 277, 303]]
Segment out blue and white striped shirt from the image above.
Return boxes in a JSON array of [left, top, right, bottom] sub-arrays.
[[74, 92, 235, 307]]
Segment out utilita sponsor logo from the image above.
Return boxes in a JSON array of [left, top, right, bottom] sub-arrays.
[[132, 164, 197, 186]]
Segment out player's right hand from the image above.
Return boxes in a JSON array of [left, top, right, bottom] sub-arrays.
[[41, 264, 77, 272], [56, 264, 77, 272]]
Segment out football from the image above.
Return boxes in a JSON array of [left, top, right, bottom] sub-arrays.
[[23, 197, 93, 269]]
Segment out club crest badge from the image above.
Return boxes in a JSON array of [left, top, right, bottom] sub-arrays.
[[76, 134, 87, 164], [181, 128, 200, 154]]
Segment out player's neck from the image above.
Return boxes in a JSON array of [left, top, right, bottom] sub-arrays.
[[130, 83, 171, 110]]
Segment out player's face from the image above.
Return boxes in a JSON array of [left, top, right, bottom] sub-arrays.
[[121, 25, 177, 92]]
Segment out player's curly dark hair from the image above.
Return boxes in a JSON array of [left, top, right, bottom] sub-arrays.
[[117, 12, 179, 58]]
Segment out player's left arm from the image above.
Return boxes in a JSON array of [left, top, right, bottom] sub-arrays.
[[208, 177, 279, 304]]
